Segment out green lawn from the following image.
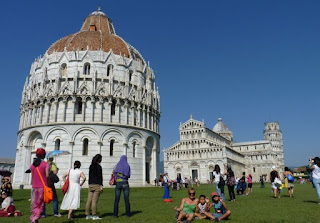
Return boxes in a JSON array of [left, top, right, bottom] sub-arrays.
[[2, 183, 319, 223]]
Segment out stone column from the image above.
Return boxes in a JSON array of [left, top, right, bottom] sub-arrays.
[[151, 147, 157, 182], [72, 97, 76, 122], [151, 112, 154, 131], [131, 103, 135, 126], [18, 112, 23, 129], [20, 110, 25, 129], [35, 106, 40, 125], [142, 106, 146, 128], [39, 104, 44, 124], [98, 141, 102, 154], [54, 101, 58, 122], [124, 100, 128, 125], [116, 99, 121, 123], [123, 142, 128, 156], [26, 108, 31, 126], [23, 146, 31, 185], [155, 114, 158, 133], [46, 102, 51, 123], [147, 107, 150, 129], [31, 107, 36, 125], [99, 98, 103, 122], [142, 145, 146, 186], [63, 98, 68, 122], [91, 98, 95, 122], [82, 98, 86, 122], [108, 99, 112, 123], [24, 108, 28, 127], [137, 104, 141, 127], [69, 141, 74, 169]]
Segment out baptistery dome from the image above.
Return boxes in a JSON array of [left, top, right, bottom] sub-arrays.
[[47, 8, 143, 61], [13, 8, 160, 188]]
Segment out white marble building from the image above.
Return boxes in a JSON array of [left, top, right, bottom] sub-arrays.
[[13, 8, 160, 188], [164, 117, 284, 182]]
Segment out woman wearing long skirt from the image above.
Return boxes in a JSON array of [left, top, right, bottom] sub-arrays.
[[162, 173, 171, 199], [113, 155, 131, 218], [60, 161, 86, 220]]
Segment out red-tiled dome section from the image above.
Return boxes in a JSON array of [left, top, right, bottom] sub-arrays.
[[47, 12, 131, 57]]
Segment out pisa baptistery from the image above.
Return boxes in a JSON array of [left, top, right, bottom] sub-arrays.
[[13, 8, 160, 187]]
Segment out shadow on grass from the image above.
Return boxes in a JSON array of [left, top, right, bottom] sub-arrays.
[[303, 200, 318, 203], [99, 210, 142, 218], [13, 199, 26, 201]]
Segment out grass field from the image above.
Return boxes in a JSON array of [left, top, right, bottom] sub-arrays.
[[1, 183, 319, 223]]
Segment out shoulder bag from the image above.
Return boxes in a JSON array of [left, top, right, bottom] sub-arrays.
[[61, 170, 70, 195], [36, 167, 53, 203], [109, 172, 117, 186]]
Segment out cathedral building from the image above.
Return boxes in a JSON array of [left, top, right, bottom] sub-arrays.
[[13, 8, 160, 187], [164, 117, 284, 182]]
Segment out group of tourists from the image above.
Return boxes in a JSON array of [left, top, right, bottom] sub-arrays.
[[174, 188, 231, 223], [160, 160, 320, 222], [28, 148, 131, 223]]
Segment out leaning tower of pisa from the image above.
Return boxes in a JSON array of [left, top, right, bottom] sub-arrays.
[[263, 122, 284, 170]]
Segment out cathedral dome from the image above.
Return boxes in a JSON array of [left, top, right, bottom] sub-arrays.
[[213, 118, 231, 133], [47, 8, 144, 62]]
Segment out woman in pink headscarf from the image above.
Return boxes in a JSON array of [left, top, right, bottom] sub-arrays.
[[30, 148, 49, 223], [113, 155, 131, 218]]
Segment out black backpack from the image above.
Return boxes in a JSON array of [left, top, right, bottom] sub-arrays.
[[218, 176, 225, 187]]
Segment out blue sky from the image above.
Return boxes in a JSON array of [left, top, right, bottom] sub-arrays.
[[0, 0, 319, 166]]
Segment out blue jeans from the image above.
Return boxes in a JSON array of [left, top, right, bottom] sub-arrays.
[[42, 189, 58, 215], [313, 177, 320, 200], [215, 182, 225, 201], [114, 181, 130, 217]]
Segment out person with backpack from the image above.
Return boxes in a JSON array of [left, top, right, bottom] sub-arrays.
[[283, 167, 294, 198], [226, 166, 236, 202], [30, 148, 49, 223], [42, 168, 61, 218]]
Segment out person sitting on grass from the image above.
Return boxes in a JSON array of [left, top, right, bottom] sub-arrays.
[[194, 195, 209, 219], [174, 188, 198, 223], [206, 191, 231, 222]]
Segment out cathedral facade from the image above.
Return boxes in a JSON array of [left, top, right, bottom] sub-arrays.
[[13, 9, 160, 188], [164, 117, 284, 182]]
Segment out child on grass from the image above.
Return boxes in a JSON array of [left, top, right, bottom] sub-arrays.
[[206, 192, 231, 222], [194, 195, 208, 219]]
